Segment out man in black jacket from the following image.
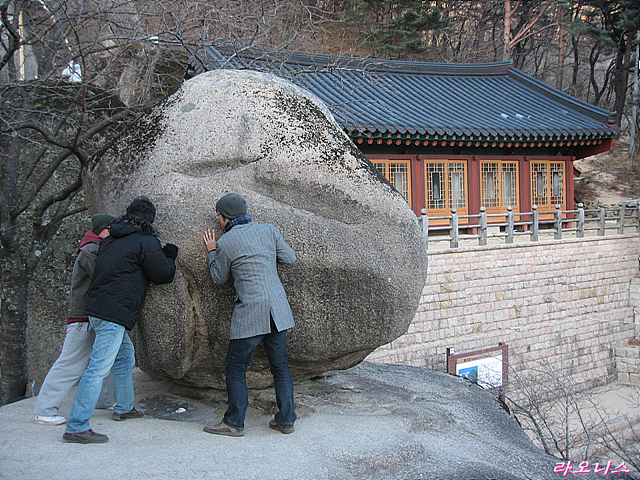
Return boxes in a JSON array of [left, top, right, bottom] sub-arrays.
[[63, 197, 178, 444]]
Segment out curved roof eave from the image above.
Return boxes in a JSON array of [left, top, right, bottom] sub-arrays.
[[194, 45, 616, 142]]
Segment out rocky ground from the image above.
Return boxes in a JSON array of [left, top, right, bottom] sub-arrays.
[[2, 363, 623, 480]]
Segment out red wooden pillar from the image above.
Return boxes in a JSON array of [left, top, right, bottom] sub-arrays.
[[412, 155, 425, 215], [521, 157, 532, 220], [468, 156, 481, 218], [566, 157, 575, 211]]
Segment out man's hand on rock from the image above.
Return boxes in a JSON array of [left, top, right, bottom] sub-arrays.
[[203, 229, 217, 252]]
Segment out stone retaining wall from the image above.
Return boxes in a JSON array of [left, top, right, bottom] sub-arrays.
[[367, 234, 640, 388], [614, 277, 640, 384]]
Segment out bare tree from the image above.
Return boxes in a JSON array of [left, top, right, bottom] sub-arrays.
[[594, 399, 640, 473], [501, 0, 557, 67], [494, 358, 640, 473], [0, 0, 158, 405], [0, 0, 331, 405]]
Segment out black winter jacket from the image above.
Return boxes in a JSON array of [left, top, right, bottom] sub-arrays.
[[86, 216, 176, 330]]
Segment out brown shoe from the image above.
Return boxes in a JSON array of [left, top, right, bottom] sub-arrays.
[[112, 407, 144, 421], [269, 419, 294, 434], [62, 429, 108, 444], [203, 421, 244, 437]]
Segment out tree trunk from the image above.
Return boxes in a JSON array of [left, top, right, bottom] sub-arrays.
[[556, 9, 565, 91], [589, 42, 612, 107], [612, 33, 632, 127], [503, 0, 513, 61], [0, 251, 30, 405], [570, 35, 580, 97]]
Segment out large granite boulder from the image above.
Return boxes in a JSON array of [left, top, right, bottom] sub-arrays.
[[84, 69, 427, 389]]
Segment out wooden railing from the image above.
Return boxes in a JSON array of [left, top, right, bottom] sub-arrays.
[[419, 202, 640, 249]]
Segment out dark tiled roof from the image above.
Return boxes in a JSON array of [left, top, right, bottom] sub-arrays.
[[192, 45, 615, 144]]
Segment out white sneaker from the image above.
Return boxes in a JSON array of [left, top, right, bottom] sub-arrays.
[[34, 415, 66, 425]]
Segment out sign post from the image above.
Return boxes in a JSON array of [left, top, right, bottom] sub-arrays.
[[446, 343, 508, 398]]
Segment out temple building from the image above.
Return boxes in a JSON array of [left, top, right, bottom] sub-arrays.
[[189, 45, 616, 224]]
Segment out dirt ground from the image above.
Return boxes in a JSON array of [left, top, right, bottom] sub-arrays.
[[574, 136, 640, 207]]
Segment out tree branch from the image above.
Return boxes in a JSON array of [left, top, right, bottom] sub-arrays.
[[511, 22, 558, 48], [2, 121, 75, 150], [33, 171, 83, 225], [509, 2, 553, 48], [31, 172, 83, 247], [10, 149, 73, 219], [0, 1, 21, 73]]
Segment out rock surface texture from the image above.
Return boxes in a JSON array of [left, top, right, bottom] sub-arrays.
[[84, 69, 427, 389], [0, 363, 597, 480]]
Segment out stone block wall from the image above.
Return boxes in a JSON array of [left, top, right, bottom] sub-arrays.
[[614, 277, 640, 384], [367, 234, 640, 389], [615, 346, 640, 383]]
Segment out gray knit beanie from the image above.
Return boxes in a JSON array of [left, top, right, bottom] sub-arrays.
[[216, 193, 247, 219]]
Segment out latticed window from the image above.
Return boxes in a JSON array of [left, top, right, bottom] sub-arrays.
[[482, 162, 499, 207], [502, 163, 518, 207], [425, 161, 467, 211], [480, 161, 519, 209], [550, 163, 564, 206], [372, 160, 411, 205], [531, 161, 565, 208]]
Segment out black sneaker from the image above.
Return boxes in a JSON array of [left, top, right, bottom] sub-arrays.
[[63, 429, 108, 444], [112, 407, 144, 421]]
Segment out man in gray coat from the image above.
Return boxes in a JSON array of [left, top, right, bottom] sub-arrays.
[[202, 193, 297, 436]]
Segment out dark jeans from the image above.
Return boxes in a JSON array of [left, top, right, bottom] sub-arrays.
[[223, 325, 296, 430]]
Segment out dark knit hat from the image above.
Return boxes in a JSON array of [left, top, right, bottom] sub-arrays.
[[91, 214, 114, 234], [126, 196, 156, 223], [216, 193, 247, 219]]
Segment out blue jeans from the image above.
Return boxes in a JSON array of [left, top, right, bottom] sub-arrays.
[[223, 327, 296, 430], [65, 317, 135, 433], [34, 322, 115, 416]]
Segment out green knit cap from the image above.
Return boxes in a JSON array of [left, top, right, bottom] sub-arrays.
[[91, 213, 114, 234]]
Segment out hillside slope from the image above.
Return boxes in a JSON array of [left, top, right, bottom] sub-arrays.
[[575, 137, 640, 207]]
